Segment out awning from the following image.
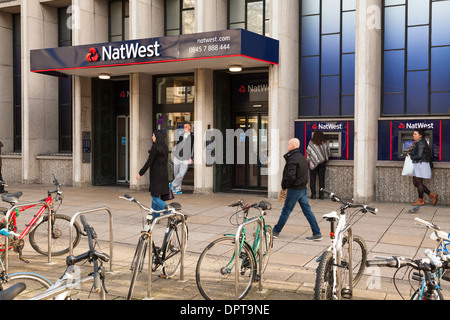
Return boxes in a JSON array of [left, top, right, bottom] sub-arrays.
[[30, 29, 279, 78]]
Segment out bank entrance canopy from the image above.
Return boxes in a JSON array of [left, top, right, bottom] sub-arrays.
[[30, 29, 279, 78]]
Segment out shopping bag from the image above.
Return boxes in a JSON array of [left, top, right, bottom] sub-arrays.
[[278, 189, 287, 201], [161, 188, 175, 201], [401, 156, 414, 176]]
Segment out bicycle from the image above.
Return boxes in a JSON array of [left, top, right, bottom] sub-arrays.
[[29, 215, 109, 300], [365, 217, 450, 300], [0, 174, 82, 260], [120, 194, 188, 300], [0, 228, 53, 299], [195, 199, 273, 300], [314, 189, 377, 300]]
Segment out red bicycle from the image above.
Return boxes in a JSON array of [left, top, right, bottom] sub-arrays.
[[0, 174, 81, 261]]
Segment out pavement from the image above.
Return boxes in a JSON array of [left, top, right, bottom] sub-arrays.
[[2, 182, 450, 301]]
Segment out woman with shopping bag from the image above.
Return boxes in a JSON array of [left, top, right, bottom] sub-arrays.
[[406, 129, 437, 208]]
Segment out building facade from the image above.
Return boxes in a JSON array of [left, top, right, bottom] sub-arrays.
[[0, 0, 449, 205]]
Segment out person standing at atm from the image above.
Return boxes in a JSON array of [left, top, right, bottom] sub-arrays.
[[306, 130, 331, 199], [407, 128, 438, 207]]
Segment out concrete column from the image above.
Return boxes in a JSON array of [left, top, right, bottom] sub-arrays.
[[72, 0, 108, 187], [193, 68, 214, 194], [129, 73, 153, 191], [22, 2, 58, 184], [353, 0, 382, 203], [196, 0, 227, 32], [267, 0, 300, 198], [0, 12, 13, 152], [130, 0, 164, 38]]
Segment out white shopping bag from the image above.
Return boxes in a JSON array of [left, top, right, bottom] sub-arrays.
[[402, 156, 414, 176]]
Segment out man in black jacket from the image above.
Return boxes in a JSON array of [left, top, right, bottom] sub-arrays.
[[273, 138, 322, 241]]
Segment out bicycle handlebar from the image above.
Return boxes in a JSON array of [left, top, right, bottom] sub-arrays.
[[366, 251, 450, 270], [120, 194, 181, 214], [320, 188, 378, 214], [415, 217, 440, 231]]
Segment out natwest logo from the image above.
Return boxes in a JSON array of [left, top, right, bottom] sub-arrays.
[[86, 47, 100, 62], [102, 41, 161, 61]]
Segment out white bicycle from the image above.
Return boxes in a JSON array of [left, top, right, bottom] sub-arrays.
[[314, 189, 377, 300]]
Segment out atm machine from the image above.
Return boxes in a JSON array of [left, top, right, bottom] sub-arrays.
[[398, 130, 433, 159]]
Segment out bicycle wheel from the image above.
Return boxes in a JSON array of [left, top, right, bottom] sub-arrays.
[[255, 225, 273, 274], [29, 214, 82, 256], [127, 236, 148, 300], [314, 250, 335, 300], [2, 272, 52, 300], [341, 234, 367, 287], [196, 236, 256, 300], [162, 220, 188, 278]]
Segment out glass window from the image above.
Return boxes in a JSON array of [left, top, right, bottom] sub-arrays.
[[300, 0, 356, 117], [109, 0, 129, 42], [165, 0, 195, 35], [383, 0, 450, 115], [228, 0, 270, 37], [156, 76, 195, 105]]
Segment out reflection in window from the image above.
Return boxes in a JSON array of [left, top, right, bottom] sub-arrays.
[[228, 0, 270, 37], [300, 0, 356, 117], [156, 76, 195, 105], [165, 0, 195, 35], [109, 0, 129, 42], [383, 0, 450, 115]]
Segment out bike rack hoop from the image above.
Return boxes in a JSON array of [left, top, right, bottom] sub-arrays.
[[69, 207, 114, 272], [234, 216, 264, 300]]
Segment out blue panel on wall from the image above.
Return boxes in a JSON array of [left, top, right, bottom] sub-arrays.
[[321, 76, 340, 116], [302, 0, 320, 15], [341, 54, 355, 95], [385, 6, 406, 50], [342, 11, 355, 53], [384, 50, 405, 93], [407, 71, 429, 114], [301, 16, 320, 56], [431, 46, 450, 92], [321, 34, 340, 75], [430, 92, 450, 114], [407, 26, 429, 71], [383, 94, 405, 115], [432, 1, 450, 46], [341, 95, 354, 116], [301, 56, 319, 96], [408, 0, 430, 26], [322, 0, 341, 34], [301, 97, 320, 117]]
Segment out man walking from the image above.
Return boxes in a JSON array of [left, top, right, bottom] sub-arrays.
[[171, 122, 194, 194], [273, 138, 322, 241]]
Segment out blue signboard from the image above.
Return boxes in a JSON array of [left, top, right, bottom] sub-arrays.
[[30, 29, 279, 77], [295, 120, 354, 160], [378, 119, 449, 162]]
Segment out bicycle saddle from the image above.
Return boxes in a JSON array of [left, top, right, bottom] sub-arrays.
[[166, 202, 182, 210], [258, 201, 272, 211], [1, 192, 23, 205]]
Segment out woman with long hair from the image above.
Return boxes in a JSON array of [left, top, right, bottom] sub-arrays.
[[136, 130, 170, 218], [407, 129, 438, 208], [306, 130, 330, 199]]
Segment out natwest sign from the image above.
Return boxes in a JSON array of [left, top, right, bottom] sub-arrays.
[[99, 41, 161, 61]]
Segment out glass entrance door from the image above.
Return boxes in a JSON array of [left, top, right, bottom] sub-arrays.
[[117, 115, 130, 183], [233, 113, 268, 190]]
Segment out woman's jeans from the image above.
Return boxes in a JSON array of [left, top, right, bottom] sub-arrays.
[[151, 196, 168, 219], [273, 188, 321, 236]]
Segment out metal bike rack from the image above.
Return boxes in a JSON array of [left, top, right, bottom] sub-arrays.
[[69, 207, 114, 272], [144, 211, 187, 300], [3, 201, 52, 274], [234, 217, 264, 300]]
